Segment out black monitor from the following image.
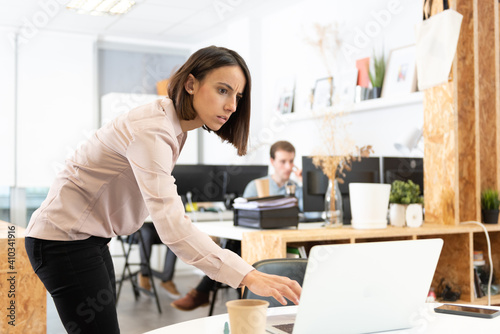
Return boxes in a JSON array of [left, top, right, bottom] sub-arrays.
[[216, 165, 268, 207], [337, 157, 381, 225], [302, 156, 329, 213], [302, 156, 381, 224], [172, 165, 225, 203], [382, 157, 424, 194]]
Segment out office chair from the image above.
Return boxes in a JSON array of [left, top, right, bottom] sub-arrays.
[[115, 229, 162, 313], [242, 258, 308, 308]]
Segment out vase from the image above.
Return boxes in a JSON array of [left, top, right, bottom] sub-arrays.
[[371, 87, 382, 99], [482, 209, 499, 224], [349, 183, 390, 229], [389, 203, 407, 227], [406, 203, 423, 227], [324, 179, 343, 228]]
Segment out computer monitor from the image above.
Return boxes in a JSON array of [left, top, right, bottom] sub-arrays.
[[302, 156, 381, 224], [171, 165, 225, 203], [382, 157, 424, 194], [337, 157, 381, 225], [302, 156, 329, 213], [216, 165, 268, 207]]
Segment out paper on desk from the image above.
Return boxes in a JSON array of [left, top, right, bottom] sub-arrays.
[[232, 197, 297, 210]]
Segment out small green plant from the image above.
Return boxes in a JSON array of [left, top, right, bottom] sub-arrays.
[[389, 180, 423, 205], [481, 189, 500, 210], [368, 51, 385, 88]]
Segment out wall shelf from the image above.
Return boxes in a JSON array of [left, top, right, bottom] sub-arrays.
[[281, 91, 424, 122]]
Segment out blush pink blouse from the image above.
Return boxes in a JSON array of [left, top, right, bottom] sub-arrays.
[[25, 97, 253, 289]]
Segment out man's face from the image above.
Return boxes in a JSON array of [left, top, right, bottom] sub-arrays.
[[271, 150, 295, 182]]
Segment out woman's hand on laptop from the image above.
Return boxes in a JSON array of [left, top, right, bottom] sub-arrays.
[[241, 269, 301, 305]]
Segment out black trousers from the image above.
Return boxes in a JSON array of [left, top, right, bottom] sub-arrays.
[[25, 236, 119, 334]]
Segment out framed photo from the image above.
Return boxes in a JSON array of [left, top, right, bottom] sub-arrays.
[[334, 69, 358, 104], [278, 92, 294, 114], [381, 45, 417, 98], [312, 77, 334, 110]]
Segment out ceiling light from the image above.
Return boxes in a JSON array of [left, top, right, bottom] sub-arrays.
[[66, 0, 135, 16]]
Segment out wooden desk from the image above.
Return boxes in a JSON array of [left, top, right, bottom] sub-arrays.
[[194, 221, 500, 306], [0, 221, 46, 333]]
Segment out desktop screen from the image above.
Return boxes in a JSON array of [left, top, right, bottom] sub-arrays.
[[382, 157, 424, 194], [302, 156, 381, 224], [216, 165, 268, 199], [172, 165, 225, 203], [172, 164, 268, 208]]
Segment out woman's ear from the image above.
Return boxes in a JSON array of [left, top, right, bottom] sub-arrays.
[[184, 74, 196, 94]]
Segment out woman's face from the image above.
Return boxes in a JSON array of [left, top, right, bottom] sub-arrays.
[[190, 65, 246, 131]]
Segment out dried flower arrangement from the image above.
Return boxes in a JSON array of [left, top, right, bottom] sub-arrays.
[[311, 107, 373, 226], [304, 22, 343, 76]]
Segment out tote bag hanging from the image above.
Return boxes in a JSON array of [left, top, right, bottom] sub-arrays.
[[415, 0, 463, 91]]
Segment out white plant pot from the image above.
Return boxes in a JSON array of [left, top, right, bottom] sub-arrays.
[[406, 203, 423, 227], [389, 203, 407, 227], [349, 183, 391, 229]]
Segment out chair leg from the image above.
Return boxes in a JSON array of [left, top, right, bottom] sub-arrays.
[[136, 230, 162, 314], [208, 282, 221, 316]]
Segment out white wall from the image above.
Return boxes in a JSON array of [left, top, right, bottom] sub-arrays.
[[193, 17, 269, 165], [16, 31, 97, 187], [198, 0, 424, 169], [0, 28, 16, 186]]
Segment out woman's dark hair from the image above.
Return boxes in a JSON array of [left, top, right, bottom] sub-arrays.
[[168, 46, 251, 156]]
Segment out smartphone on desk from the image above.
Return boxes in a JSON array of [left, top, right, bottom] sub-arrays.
[[434, 304, 500, 319]]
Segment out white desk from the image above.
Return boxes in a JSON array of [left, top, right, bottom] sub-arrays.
[[144, 304, 500, 334], [192, 221, 324, 241]]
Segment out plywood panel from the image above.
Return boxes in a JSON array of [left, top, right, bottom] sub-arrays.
[[424, 82, 457, 225], [475, 0, 499, 192], [496, 0, 500, 191], [0, 221, 46, 334], [455, 0, 478, 223], [418, 233, 472, 302]]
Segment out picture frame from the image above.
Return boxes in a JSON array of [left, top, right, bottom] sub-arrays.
[[334, 69, 359, 104], [381, 45, 417, 98], [278, 92, 294, 114], [312, 76, 334, 110]]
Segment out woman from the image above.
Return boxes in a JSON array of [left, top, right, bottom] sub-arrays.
[[25, 46, 301, 333]]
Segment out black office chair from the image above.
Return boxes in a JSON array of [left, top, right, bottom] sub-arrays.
[[115, 229, 162, 313], [242, 258, 308, 308]]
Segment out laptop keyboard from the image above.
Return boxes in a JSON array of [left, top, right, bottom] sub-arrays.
[[272, 323, 294, 334]]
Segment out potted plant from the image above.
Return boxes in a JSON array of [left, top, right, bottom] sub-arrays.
[[481, 189, 500, 224], [368, 51, 385, 99], [389, 180, 424, 227]]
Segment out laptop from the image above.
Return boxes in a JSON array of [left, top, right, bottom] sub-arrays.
[[266, 238, 443, 334]]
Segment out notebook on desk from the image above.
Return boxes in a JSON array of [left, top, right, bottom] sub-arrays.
[[266, 238, 443, 334]]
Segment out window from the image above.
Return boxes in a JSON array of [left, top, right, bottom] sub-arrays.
[[0, 186, 10, 222]]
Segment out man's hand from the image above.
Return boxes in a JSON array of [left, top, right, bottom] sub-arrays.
[[293, 165, 302, 183], [241, 269, 301, 305]]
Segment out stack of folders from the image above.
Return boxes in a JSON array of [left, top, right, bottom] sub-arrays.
[[233, 196, 299, 229]]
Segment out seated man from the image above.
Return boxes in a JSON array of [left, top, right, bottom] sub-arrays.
[[137, 223, 181, 299], [171, 140, 302, 311]]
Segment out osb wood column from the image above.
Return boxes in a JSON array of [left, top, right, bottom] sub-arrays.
[[0, 221, 46, 333], [424, 0, 500, 225]]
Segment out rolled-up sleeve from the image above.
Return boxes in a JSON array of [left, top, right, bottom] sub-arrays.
[[126, 126, 253, 289]]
